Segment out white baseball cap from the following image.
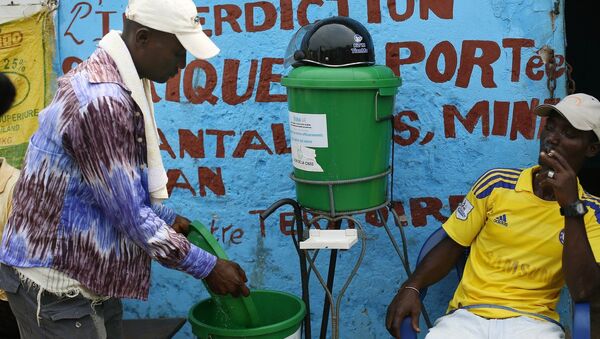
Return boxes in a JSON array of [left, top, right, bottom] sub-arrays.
[[534, 93, 600, 140], [125, 0, 220, 59]]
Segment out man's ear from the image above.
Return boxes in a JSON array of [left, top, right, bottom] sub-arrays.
[[134, 28, 151, 47]]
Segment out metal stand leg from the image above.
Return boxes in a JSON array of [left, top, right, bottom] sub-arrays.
[[320, 248, 337, 339], [384, 206, 433, 328], [295, 208, 312, 338], [319, 220, 342, 339], [379, 209, 411, 275]]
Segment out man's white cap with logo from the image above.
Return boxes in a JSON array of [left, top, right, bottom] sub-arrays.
[[125, 0, 219, 59], [534, 93, 600, 140]]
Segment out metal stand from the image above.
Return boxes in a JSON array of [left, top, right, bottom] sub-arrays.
[[262, 198, 425, 339], [302, 213, 366, 339]]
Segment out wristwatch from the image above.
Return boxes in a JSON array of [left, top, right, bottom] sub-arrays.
[[560, 200, 587, 217]]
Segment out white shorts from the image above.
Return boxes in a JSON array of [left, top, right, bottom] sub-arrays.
[[425, 309, 565, 339]]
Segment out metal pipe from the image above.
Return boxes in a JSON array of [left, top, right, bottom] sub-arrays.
[[293, 205, 312, 339], [260, 199, 312, 338]]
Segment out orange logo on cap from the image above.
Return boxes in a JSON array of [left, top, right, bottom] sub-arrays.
[[566, 96, 583, 106]]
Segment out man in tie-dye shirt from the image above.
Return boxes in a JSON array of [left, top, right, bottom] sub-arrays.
[[0, 1, 249, 338]]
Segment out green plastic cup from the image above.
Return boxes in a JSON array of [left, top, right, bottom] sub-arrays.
[[187, 221, 260, 328]]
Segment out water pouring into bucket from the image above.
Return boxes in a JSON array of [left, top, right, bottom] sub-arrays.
[[187, 221, 306, 338]]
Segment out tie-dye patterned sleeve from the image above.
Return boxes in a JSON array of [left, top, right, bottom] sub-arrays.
[[151, 203, 177, 226], [66, 96, 216, 279]]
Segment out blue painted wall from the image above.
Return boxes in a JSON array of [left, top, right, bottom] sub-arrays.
[[53, 0, 567, 337]]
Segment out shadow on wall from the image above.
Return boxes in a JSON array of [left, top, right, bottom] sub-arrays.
[[579, 156, 600, 339], [565, 0, 600, 336], [579, 159, 600, 196]]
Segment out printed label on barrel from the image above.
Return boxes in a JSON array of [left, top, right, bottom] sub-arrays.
[[288, 112, 328, 172]]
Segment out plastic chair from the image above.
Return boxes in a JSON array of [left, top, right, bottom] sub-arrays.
[[399, 227, 591, 339]]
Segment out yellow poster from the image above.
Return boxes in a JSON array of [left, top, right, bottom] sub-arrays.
[[0, 9, 55, 168]]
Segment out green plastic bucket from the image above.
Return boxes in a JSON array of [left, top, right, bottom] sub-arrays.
[[189, 290, 306, 339], [281, 65, 401, 213], [187, 222, 306, 338]]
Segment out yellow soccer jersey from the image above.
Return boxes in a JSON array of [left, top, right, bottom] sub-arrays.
[[443, 166, 600, 321]]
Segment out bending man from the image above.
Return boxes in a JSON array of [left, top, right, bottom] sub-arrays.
[[0, 0, 249, 337]]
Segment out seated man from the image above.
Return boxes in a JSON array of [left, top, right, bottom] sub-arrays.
[[386, 93, 600, 339]]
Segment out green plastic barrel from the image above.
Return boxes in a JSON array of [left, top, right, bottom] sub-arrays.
[[281, 66, 401, 213]]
